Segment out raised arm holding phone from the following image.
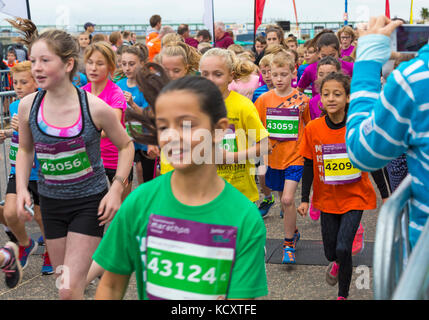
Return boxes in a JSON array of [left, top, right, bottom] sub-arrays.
[[346, 16, 429, 249]]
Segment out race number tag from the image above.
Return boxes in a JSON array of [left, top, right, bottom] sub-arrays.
[[9, 134, 18, 167], [126, 121, 143, 139], [35, 137, 94, 184], [220, 124, 238, 153], [266, 108, 299, 141], [146, 214, 237, 300], [322, 143, 361, 185]]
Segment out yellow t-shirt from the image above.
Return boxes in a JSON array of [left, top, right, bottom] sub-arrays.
[[160, 91, 268, 202], [160, 151, 174, 175], [217, 91, 269, 202]]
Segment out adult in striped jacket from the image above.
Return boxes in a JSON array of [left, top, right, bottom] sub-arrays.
[[346, 16, 429, 249]]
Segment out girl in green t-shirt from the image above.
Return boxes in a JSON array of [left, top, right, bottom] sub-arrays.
[[93, 66, 268, 300]]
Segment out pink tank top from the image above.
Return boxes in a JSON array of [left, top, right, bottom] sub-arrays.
[[37, 98, 82, 137]]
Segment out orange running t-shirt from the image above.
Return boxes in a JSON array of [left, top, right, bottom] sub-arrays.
[[147, 37, 161, 62], [299, 115, 377, 214], [254, 89, 310, 170]]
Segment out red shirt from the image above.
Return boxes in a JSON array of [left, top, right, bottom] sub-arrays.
[[215, 32, 234, 49], [185, 37, 199, 48]]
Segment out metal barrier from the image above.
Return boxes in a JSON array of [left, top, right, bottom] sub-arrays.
[[0, 90, 16, 202], [0, 69, 13, 93], [393, 219, 429, 300], [373, 174, 429, 299]]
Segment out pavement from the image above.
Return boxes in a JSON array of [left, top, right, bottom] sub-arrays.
[[0, 139, 380, 300]]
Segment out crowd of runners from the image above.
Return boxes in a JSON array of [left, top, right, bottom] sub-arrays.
[[0, 12, 427, 300]]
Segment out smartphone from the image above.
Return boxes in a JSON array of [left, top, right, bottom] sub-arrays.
[[24, 204, 34, 217], [391, 25, 429, 53]]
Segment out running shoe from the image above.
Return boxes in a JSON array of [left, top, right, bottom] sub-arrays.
[[258, 195, 275, 218], [326, 261, 339, 286], [1, 242, 23, 288], [19, 238, 38, 270], [282, 246, 296, 264], [41, 251, 54, 275], [37, 235, 45, 246], [352, 223, 365, 256], [337, 296, 347, 300]]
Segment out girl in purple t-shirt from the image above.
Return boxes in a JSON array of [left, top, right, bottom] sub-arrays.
[[298, 31, 354, 97], [82, 42, 130, 199], [309, 57, 342, 120], [337, 26, 356, 58]]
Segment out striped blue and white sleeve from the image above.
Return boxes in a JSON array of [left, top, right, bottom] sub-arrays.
[[346, 35, 412, 172]]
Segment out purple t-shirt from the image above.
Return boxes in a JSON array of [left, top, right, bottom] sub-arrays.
[[341, 45, 355, 58], [185, 37, 199, 48], [309, 94, 323, 120], [82, 80, 127, 170], [215, 32, 234, 49], [297, 59, 354, 96]]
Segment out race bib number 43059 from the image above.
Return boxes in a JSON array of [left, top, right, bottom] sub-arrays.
[[146, 214, 237, 300]]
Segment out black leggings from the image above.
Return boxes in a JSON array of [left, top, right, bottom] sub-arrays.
[[321, 210, 363, 298]]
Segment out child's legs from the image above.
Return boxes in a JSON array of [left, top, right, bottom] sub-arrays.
[[46, 237, 67, 274], [336, 210, 362, 298], [60, 232, 101, 300], [3, 193, 29, 247], [135, 161, 144, 185], [0, 205, 6, 225], [86, 260, 105, 286], [320, 212, 341, 262], [280, 179, 299, 239]]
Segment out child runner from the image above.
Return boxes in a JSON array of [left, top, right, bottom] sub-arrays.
[[298, 72, 376, 300], [298, 31, 354, 98], [227, 58, 260, 100], [0, 61, 53, 276], [9, 18, 134, 299], [337, 26, 356, 58], [82, 41, 133, 201], [309, 56, 342, 121], [3, 48, 18, 90], [252, 54, 276, 217], [254, 51, 310, 263], [159, 41, 201, 80], [93, 74, 268, 300], [199, 48, 270, 203], [252, 54, 274, 103], [116, 45, 156, 185]]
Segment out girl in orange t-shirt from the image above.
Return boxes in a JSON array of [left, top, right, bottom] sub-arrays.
[[298, 72, 376, 300]]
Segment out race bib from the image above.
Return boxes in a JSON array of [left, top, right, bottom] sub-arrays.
[[35, 137, 94, 184], [220, 124, 238, 153], [146, 214, 237, 300], [266, 107, 299, 141], [126, 121, 143, 139], [322, 143, 361, 185], [9, 134, 18, 167]]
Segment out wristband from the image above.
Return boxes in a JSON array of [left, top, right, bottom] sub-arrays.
[[112, 175, 128, 189]]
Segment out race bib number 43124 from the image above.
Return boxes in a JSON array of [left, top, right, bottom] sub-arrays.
[[146, 214, 237, 300]]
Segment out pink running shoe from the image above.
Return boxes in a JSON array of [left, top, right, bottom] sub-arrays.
[[326, 261, 339, 286], [352, 223, 365, 256], [337, 296, 347, 300], [309, 195, 321, 221]]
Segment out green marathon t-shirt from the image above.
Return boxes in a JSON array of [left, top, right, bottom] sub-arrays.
[[93, 170, 268, 300]]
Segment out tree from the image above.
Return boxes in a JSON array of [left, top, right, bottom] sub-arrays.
[[421, 7, 429, 21]]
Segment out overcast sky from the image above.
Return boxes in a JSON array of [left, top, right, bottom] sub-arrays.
[[0, 0, 427, 27]]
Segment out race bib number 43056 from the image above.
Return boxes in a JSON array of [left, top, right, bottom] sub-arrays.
[[146, 214, 237, 300]]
